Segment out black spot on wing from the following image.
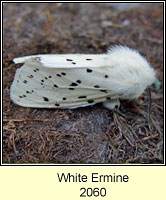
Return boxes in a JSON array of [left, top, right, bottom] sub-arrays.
[[55, 103, 60, 106], [70, 82, 78, 87], [94, 85, 100, 88], [61, 72, 66, 76], [26, 90, 34, 94], [100, 90, 108, 93], [23, 80, 28, 84], [53, 84, 59, 88], [78, 96, 87, 99], [87, 69, 93, 73], [57, 74, 61, 77], [76, 80, 81, 84], [27, 75, 34, 78], [19, 95, 26, 98], [66, 59, 73, 61], [33, 68, 39, 72], [86, 58, 92, 61], [87, 100, 94, 103], [43, 97, 49, 102], [105, 75, 109, 78]]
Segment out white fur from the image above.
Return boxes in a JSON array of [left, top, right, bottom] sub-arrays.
[[10, 45, 156, 109]]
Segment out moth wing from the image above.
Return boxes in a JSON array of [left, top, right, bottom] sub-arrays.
[[10, 57, 120, 108], [13, 54, 111, 68]]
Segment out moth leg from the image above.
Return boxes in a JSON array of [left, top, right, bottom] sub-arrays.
[[103, 99, 120, 110], [135, 94, 144, 105]]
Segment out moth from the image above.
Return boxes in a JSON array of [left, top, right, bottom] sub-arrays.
[[10, 45, 156, 110]]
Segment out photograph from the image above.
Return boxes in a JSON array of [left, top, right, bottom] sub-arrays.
[[2, 2, 164, 164]]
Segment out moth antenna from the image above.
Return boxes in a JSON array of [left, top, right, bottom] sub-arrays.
[[147, 88, 152, 128]]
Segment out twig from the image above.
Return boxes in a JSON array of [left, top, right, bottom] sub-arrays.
[[141, 133, 159, 141], [3, 118, 52, 122]]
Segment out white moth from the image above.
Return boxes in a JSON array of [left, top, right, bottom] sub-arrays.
[[10, 45, 156, 110]]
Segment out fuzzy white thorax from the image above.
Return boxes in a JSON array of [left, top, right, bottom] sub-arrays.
[[106, 45, 156, 99]]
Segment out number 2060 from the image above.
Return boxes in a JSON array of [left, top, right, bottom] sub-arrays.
[[80, 187, 106, 197]]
